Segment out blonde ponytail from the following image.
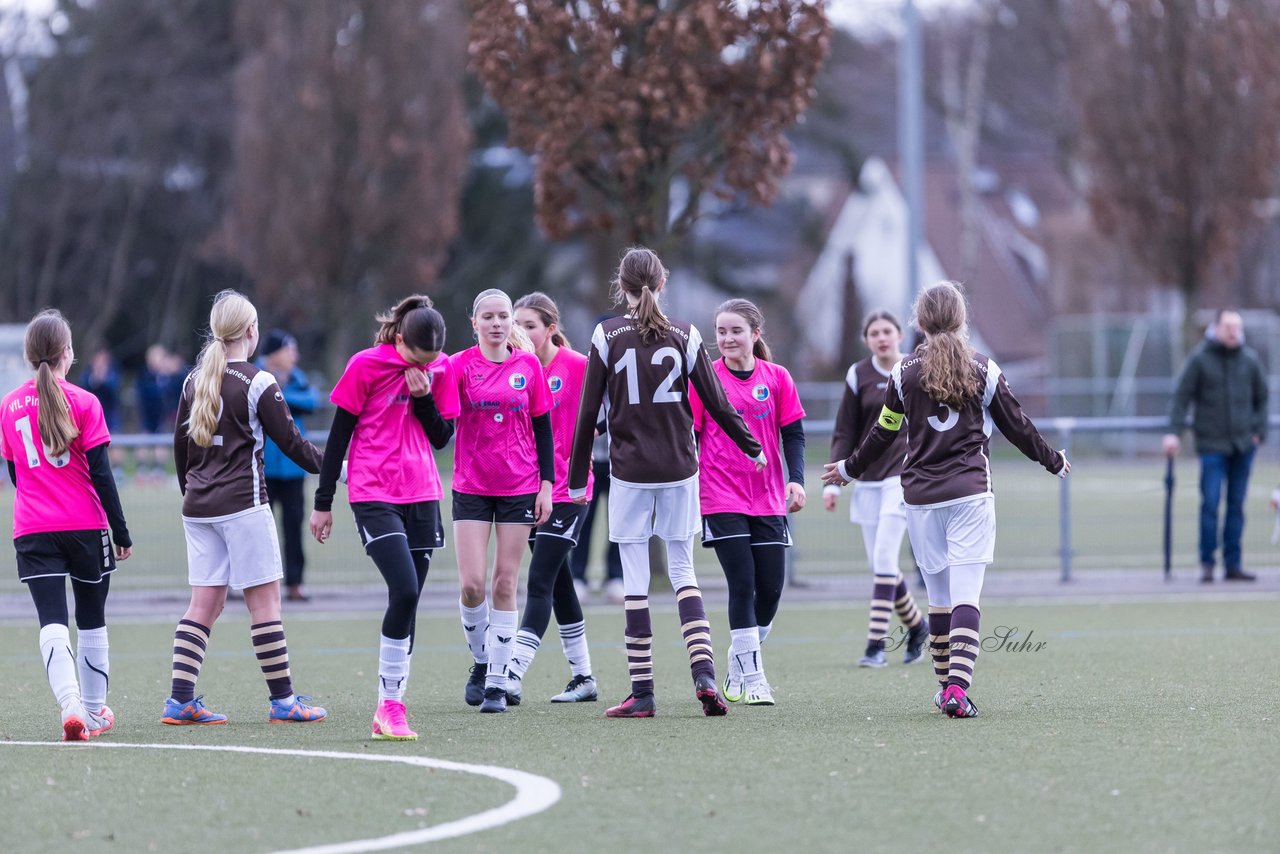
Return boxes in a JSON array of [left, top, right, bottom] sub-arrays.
[[188, 290, 256, 448], [24, 310, 78, 457], [912, 282, 981, 409]]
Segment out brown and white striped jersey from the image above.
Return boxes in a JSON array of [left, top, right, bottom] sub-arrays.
[[174, 360, 322, 519], [568, 316, 763, 491], [842, 349, 1064, 507], [829, 358, 908, 483]]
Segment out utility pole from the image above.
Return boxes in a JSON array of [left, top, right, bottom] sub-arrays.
[[899, 0, 924, 304]]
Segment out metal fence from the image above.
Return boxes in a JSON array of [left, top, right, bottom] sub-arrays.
[[1, 415, 1277, 596]]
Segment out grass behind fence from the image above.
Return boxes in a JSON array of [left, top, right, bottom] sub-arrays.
[[1, 446, 1277, 594]]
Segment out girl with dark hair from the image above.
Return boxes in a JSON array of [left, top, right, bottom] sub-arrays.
[[824, 310, 928, 669], [433, 288, 555, 714], [310, 294, 452, 740], [567, 247, 766, 718], [165, 290, 326, 727], [823, 282, 1069, 718], [2, 310, 132, 740], [503, 291, 599, 704], [693, 299, 806, 707]]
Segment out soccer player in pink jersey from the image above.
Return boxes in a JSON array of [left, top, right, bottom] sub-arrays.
[[309, 295, 451, 741], [824, 282, 1070, 718], [567, 248, 766, 719], [434, 288, 555, 714], [691, 299, 806, 707], [1, 310, 132, 741], [163, 291, 326, 727], [503, 292, 599, 705], [823, 310, 928, 670]]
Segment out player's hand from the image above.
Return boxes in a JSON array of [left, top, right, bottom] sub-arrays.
[[1057, 451, 1071, 478], [310, 510, 334, 544], [534, 482, 553, 524], [786, 482, 807, 513], [821, 462, 848, 487], [1161, 434, 1180, 456], [571, 494, 588, 505], [115, 544, 132, 562], [405, 366, 431, 397]]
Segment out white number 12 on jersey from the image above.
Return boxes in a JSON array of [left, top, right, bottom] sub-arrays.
[[615, 346, 683, 405]]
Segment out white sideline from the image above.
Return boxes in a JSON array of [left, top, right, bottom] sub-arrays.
[[0, 741, 562, 852]]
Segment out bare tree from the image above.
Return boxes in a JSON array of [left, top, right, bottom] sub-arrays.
[[468, 0, 830, 251], [1071, 0, 1280, 345], [224, 0, 471, 367]]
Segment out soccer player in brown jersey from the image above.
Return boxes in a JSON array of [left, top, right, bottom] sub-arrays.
[[163, 291, 327, 726], [823, 310, 928, 669], [568, 247, 767, 718], [823, 282, 1069, 718]]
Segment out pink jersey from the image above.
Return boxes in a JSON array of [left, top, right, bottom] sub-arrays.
[[329, 344, 448, 504], [690, 359, 806, 517], [544, 347, 593, 504], [434, 346, 552, 497], [0, 379, 111, 537]]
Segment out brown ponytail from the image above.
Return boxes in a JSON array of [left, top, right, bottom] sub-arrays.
[[376, 294, 446, 354], [611, 247, 671, 344], [714, 298, 773, 362], [911, 281, 981, 409], [514, 292, 571, 349], [23, 309, 79, 457]]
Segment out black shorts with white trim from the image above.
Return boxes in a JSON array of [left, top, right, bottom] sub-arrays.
[[15, 529, 116, 584], [528, 502, 589, 545], [451, 491, 537, 525], [351, 501, 445, 552], [699, 513, 792, 548]]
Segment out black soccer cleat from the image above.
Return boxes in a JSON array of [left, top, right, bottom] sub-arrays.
[[605, 692, 656, 718], [479, 686, 508, 713], [694, 673, 728, 717], [465, 663, 487, 706], [904, 620, 930, 664]]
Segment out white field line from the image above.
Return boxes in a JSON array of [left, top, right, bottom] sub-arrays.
[[0, 741, 561, 852]]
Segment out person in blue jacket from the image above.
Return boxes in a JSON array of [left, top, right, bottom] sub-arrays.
[[258, 330, 319, 601]]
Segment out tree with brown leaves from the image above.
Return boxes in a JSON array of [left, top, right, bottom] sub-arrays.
[[1071, 0, 1280, 345], [468, 0, 830, 250], [225, 0, 470, 367]]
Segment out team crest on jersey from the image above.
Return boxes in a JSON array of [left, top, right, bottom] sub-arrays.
[[752, 384, 770, 402], [509, 373, 527, 390], [548, 375, 563, 393]]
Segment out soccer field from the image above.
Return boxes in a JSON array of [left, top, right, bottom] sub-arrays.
[[1, 598, 1274, 853]]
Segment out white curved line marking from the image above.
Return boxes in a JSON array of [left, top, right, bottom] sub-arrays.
[[1, 741, 561, 852]]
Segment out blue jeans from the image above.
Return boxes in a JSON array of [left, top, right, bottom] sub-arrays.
[[1198, 448, 1255, 570]]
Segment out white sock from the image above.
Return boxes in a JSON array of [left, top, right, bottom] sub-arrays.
[[76, 626, 110, 712], [378, 634, 412, 701], [509, 629, 540, 680], [758, 622, 773, 645], [730, 627, 763, 683], [558, 620, 592, 678], [485, 609, 517, 689], [39, 624, 81, 715], [459, 599, 490, 664]]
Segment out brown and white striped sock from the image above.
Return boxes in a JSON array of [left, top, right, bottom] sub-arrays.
[[927, 606, 952, 689], [624, 596, 654, 696], [250, 621, 293, 701], [676, 586, 715, 682], [170, 619, 211, 704], [866, 576, 897, 650], [893, 576, 923, 628], [947, 604, 982, 691]]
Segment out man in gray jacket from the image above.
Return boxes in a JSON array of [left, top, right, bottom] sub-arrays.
[[1163, 310, 1269, 582]]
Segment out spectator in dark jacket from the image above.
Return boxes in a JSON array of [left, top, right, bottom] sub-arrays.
[[1163, 310, 1269, 582], [258, 330, 318, 601]]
